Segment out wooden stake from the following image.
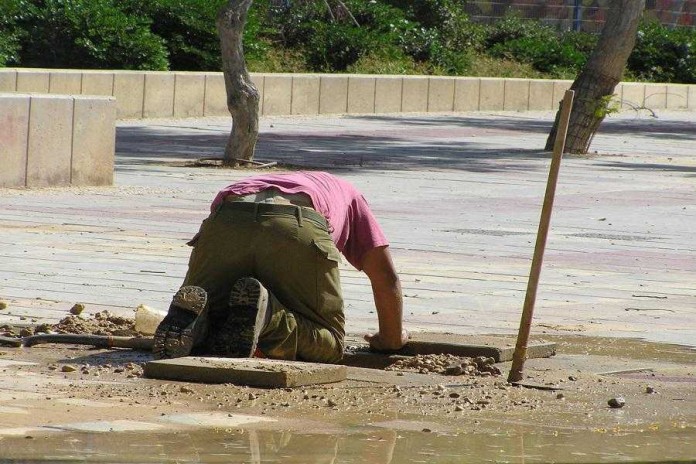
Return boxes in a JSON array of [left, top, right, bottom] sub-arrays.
[[508, 90, 575, 383]]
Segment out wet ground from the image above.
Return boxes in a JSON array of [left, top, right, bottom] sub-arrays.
[[0, 334, 694, 463]]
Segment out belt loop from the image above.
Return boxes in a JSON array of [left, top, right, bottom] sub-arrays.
[[296, 206, 303, 227], [253, 202, 259, 222]]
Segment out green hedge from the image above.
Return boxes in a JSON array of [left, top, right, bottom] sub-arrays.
[[628, 19, 696, 84], [2, 0, 169, 69], [1, 0, 694, 84]]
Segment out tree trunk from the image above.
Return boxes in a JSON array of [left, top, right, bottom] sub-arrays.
[[545, 0, 645, 154], [217, 0, 259, 165]]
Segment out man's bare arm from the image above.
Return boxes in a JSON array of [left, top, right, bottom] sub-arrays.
[[361, 246, 408, 351]]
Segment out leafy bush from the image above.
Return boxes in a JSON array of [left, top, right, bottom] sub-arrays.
[[486, 16, 593, 77], [0, 5, 21, 66], [485, 14, 552, 47], [6, 0, 168, 70], [116, 0, 226, 71], [628, 20, 696, 84]]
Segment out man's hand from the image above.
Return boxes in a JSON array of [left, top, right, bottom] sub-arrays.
[[364, 329, 409, 352]]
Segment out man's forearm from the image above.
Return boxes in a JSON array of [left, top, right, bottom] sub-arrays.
[[372, 277, 404, 347]]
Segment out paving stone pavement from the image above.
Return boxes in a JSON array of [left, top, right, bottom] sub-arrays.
[[1, 109, 695, 347]]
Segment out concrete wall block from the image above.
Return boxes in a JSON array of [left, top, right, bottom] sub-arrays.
[[504, 79, 530, 111], [644, 84, 668, 109], [16, 70, 49, 93], [113, 73, 145, 119], [174, 73, 205, 118], [528, 80, 554, 111], [143, 72, 175, 118], [374, 76, 402, 113], [0, 94, 30, 188], [49, 71, 82, 95], [402, 77, 429, 113], [291, 74, 320, 115], [0, 69, 17, 92], [204, 73, 228, 117], [264, 74, 293, 115], [552, 80, 573, 108], [347, 76, 376, 114], [427, 77, 454, 112], [319, 75, 348, 114], [26, 95, 73, 187], [479, 78, 505, 111], [666, 84, 689, 109], [620, 83, 645, 109], [454, 78, 480, 112], [81, 72, 114, 96], [71, 97, 116, 186], [689, 85, 696, 110]]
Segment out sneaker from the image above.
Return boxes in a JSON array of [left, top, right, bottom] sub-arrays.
[[211, 277, 269, 357], [152, 286, 209, 359]]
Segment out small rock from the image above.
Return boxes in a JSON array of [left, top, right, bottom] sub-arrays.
[[180, 386, 194, 394], [445, 364, 464, 376], [568, 376, 578, 381], [608, 397, 626, 408], [248, 393, 257, 400], [454, 405, 464, 412], [449, 392, 461, 399], [0, 301, 7, 310], [556, 393, 565, 400], [422, 428, 431, 433], [61, 365, 77, 373], [645, 386, 656, 394], [327, 399, 337, 407], [69, 303, 85, 315]]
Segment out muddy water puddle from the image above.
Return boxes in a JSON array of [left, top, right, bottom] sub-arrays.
[[2, 425, 695, 463]]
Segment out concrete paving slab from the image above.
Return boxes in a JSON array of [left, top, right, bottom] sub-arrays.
[[144, 357, 347, 387], [159, 412, 275, 428], [0, 426, 60, 437], [58, 419, 165, 433]]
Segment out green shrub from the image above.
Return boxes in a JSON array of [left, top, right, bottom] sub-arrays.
[[116, 0, 226, 71], [0, 2, 21, 66], [628, 20, 696, 84], [490, 36, 587, 76], [485, 14, 552, 47], [486, 16, 593, 77], [8, 0, 168, 70]]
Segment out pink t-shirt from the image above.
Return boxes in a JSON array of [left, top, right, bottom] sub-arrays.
[[211, 172, 388, 270]]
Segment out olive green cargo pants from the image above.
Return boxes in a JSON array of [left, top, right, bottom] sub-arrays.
[[182, 201, 345, 363]]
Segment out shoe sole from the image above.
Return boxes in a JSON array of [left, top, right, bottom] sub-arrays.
[[152, 286, 208, 360], [212, 278, 268, 357]]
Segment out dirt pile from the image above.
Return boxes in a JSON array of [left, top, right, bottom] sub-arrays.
[[1, 311, 139, 338], [385, 354, 502, 376], [52, 310, 138, 336]]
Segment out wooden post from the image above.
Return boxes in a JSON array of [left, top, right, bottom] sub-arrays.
[[508, 90, 575, 384]]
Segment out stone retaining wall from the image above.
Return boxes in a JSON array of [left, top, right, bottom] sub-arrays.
[[0, 92, 115, 188], [1, 68, 694, 120]]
